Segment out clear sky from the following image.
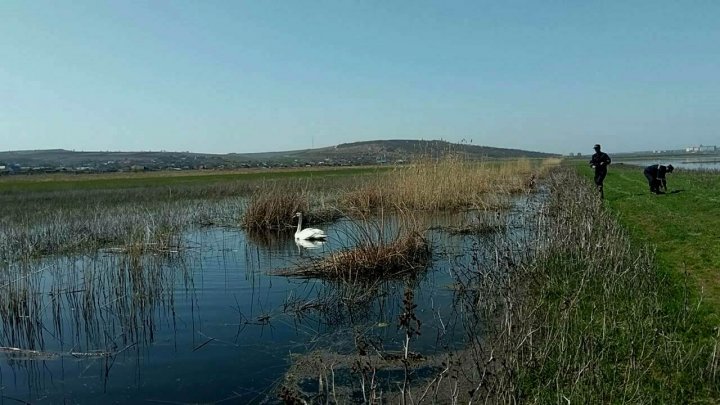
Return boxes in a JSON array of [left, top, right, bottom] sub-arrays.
[[1, 1, 718, 155]]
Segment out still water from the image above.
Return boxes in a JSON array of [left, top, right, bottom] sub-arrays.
[[615, 158, 720, 171], [0, 201, 540, 403]]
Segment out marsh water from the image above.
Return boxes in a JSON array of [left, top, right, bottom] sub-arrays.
[[0, 197, 542, 403], [615, 158, 720, 171]]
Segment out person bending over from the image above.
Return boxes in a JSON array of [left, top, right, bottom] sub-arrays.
[[589, 144, 611, 198], [643, 164, 674, 194]]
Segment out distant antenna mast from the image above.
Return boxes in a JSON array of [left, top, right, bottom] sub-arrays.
[[311, 135, 314, 149]]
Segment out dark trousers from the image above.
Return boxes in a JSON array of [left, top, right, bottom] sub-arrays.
[[594, 169, 607, 187], [644, 170, 660, 192], [594, 169, 607, 198]]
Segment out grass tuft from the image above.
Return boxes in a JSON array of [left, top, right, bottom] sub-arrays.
[[278, 212, 431, 281], [240, 183, 308, 231]]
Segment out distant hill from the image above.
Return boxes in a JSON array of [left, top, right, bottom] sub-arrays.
[[228, 139, 553, 162], [334, 139, 552, 159], [0, 149, 216, 167], [0, 140, 556, 173]]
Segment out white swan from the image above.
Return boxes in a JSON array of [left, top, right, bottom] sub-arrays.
[[295, 239, 325, 250], [294, 212, 327, 241]]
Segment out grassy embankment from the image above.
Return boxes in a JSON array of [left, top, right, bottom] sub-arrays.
[[582, 163, 720, 310], [520, 163, 720, 402], [448, 168, 719, 403]]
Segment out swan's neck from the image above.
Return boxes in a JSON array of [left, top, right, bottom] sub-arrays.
[[296, 214, 303, 233]]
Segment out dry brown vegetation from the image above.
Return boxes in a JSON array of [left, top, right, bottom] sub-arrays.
[[245, 156, 556, 282], [278, 231, 430, 281], [240, 184, 309, 231], [341, 156, 555, 213], [0, 156, 553, 262], [242, 156, 557, 234], [239, 181, 343, 233], [277, 210, 431, 281]]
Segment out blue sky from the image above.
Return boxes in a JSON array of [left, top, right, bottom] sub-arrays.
[[1, 1, 718, 154]]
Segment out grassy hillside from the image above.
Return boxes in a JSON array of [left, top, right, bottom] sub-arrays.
[[1, 139, 556, 169], [333, 139, 553, 158]]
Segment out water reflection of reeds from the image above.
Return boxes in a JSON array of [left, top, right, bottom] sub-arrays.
[[276, 187, 549, 403], [0, 253, 191, 362]]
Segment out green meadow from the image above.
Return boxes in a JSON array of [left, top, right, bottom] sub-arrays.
[[0, 166, 385, 193], [584, 163, 720, 310]]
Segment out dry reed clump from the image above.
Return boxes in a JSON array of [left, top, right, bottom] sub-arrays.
[[278, 211, 431, 281], [279, 231, 430, 281], [539, 157, 563, 174], [340, 155, 545, 213], [340, 184, 385, 214], [240, 183, 309, 231], [240, 181, 343, 233]]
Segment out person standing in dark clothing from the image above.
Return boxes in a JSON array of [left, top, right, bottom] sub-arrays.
[[589, 144, 611, 198], [643, 164, 674, 194]]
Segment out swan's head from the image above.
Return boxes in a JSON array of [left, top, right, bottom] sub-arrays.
[[294, 212, 302, 217]]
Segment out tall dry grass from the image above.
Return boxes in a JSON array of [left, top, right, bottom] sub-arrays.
[[278, 209, 430, 282], [240, 181, 341, 232], [240, 184, 309, 231], [342, 155, 552, 213]]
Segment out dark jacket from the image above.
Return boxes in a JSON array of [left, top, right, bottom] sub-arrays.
[[644, 164, 672, 192], [590, 152, 611, 172], [644, 164, 670, 179]]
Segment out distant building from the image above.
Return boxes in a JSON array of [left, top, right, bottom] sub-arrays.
[[686, 145, 717, 153]]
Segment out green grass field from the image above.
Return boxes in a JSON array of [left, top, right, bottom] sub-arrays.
[[580, 162, 720, 310], [0, 166, 386, 193]]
